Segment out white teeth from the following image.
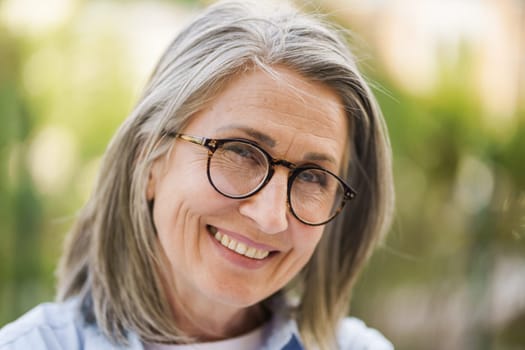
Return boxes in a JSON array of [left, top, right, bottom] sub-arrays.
[[256, 250, 269, 259], [213, 231, 270, 260], [235, 242, 247, 255], [245, 247, 256, 258]]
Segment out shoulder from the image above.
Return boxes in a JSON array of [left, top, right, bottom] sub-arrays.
[[336, 317, 394, 350], [0, 299, 85, 350], [0, 299, 144, 350]]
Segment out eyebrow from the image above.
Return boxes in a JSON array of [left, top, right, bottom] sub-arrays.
[[216, 124, 337, 165], [303, 152, 336, 164], [216, 125, 276, 147]]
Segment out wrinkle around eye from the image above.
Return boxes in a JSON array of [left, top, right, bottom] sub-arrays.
[[186, 157, 207, 168]]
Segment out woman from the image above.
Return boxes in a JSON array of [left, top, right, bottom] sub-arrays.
[[0, 1, 394, 349]]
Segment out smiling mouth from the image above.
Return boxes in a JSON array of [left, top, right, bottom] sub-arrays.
[[207, 225, 271, 260]]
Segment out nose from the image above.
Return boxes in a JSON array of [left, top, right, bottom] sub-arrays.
[[238, 169, 289, 234]]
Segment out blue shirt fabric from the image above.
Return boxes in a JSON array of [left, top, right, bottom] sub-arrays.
[[0, 298, 394, 350]]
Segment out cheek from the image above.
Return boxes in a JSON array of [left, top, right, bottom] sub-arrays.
[[151, 164, 235, 244], [267, 226, 323, 292], [152, 159, 215, 216], [289, 225, 324, 264], [294, 223, 324, 245]]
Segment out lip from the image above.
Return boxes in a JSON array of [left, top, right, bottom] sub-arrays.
[[206, 225, 279, 270]]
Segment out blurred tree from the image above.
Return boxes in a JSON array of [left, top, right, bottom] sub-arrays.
[[0, 24, 46, 323]]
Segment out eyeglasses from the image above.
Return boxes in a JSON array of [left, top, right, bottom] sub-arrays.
[[166, 133, 356, 226]]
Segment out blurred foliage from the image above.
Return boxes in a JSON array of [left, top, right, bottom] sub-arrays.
[[0, 0, 523, 349]]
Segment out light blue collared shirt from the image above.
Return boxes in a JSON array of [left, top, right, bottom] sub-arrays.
[[0, 298, 393, 349]]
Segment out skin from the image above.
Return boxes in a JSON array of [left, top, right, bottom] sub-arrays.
[[147, 66, 348, 341]]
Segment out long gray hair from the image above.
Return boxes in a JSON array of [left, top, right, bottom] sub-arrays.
[[57, 1, 394, 349]]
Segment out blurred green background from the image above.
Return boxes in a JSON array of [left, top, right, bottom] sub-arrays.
[[0, 0, 523, 349]]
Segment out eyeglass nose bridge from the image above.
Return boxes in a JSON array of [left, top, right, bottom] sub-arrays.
[[258, 157, 297, 188], [271, 158, 296, 170]]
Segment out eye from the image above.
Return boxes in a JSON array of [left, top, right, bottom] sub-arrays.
[[222, 142, 259, 160], [296, 168, 328, 187], [217, 141, 267, 169]]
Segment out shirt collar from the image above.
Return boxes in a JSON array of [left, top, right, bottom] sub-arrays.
[[259, 295, 305, 350], [80, 294, 305, 350]]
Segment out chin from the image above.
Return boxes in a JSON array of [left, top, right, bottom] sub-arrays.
[[207, 280, 271, 308]]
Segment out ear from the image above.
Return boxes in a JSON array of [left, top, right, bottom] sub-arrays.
[[146, 161, 160, 200]]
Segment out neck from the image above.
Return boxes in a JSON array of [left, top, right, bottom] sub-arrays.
[[168, 287, 269, 341]]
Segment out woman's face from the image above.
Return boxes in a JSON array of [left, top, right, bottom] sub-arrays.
[[148, 67, 348, 322]]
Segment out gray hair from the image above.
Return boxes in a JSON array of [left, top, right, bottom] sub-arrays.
[[57, 1, 394, 349]]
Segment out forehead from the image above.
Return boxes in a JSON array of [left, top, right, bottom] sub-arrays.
[[184, 66, 349, 166]]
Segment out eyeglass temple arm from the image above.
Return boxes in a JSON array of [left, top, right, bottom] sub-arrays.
[[174, 133, 207, 145], [164, 132, 211, 148]]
